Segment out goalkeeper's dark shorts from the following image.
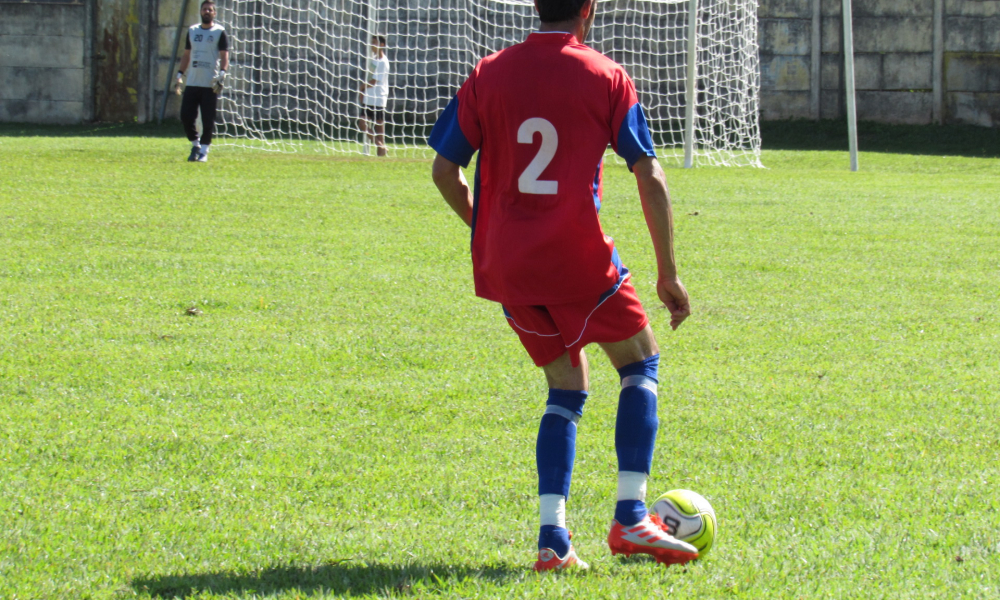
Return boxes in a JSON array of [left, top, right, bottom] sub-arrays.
[[363, 106, 386, 123]]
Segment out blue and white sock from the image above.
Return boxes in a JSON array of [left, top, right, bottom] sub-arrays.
[[536, 388, 586, 557], [614, 354, 660, 526], [199, 143, 210, 155]]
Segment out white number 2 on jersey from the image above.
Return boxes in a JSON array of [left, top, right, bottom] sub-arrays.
[[517, 118, 558, 195]]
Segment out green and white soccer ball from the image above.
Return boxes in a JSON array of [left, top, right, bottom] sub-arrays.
[[650, 489, 717, 557]]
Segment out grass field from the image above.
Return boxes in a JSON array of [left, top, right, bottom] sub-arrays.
[[1, 121, 998, 599]]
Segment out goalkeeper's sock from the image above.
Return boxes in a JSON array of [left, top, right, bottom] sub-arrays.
[[191, 140, 201, 149], [614, 355, 660, 526], [199, 143, 210, 155]]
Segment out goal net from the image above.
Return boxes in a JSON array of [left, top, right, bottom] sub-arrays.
[[213, 0, 761, 167]]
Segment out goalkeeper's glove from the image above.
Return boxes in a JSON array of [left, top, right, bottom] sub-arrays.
[[173, 71, 184, 95], [211, 70, 226, 94]]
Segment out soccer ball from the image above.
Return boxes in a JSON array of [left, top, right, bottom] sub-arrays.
[[650, 489, 717, 557]]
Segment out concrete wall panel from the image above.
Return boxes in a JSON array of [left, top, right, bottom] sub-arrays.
[[0, 67, 85, 102], [853, 0, 933, 18], [821, 17, 842, 53], [821, 54, 842, 88], [858, 90, 933, 123], [946, 52, 1000, 92], [761, 55, 812, 90], [0, 35, 85, 69], [0, 3, 85, 36], [883, 53, 934, 89], [821, 0, 844, 17], [159, 0, 200, 27], [948, 91, 1000, 126], [945, 16, 1000, 52], [854, 53, 884, 89], [158, 27, 185, 58], [758, 0, 811, 19], [0, 99, 84, 123], [761, 91, 813, 119], [951, 0, 1000, 17], [853, 17, 933, 52], [821, 90, 844, 118], [759, 19, 812, 54]]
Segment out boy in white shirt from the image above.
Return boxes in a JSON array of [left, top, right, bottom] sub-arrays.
[[359, 35, 390, 157]]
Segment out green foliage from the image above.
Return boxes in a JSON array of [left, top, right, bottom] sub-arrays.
[[1, 127, 998, 599]]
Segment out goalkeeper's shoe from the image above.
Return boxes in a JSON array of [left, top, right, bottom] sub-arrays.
[[196, 151, 209, 163], [607, 513, 698, 565], [533, 544, 588, 572], [187, 147, 200, 162]]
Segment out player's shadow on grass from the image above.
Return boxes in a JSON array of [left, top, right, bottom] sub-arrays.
[[132, 559, 520, 598]]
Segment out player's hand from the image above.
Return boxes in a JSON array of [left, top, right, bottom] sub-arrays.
[[174, 72, 184, 95], [211, 70, 226, 94], [656, 276, 690, 330]]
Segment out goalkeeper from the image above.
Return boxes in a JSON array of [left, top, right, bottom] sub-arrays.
[[174, 0, 230, 163]]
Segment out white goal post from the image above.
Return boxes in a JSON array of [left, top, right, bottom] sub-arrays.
[[212, 0, 761, 167]]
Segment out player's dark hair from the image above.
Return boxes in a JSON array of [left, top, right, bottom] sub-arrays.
[[536, 0, 590, 23], [201, 0, 215, 7], [374, 35, 387, 46]]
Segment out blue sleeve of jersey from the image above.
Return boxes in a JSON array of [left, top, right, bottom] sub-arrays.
[[428, 95, 476, 168], [615, 104, 657, 170]]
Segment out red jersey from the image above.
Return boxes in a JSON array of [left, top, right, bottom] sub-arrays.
[[429, 32, 656, 305]]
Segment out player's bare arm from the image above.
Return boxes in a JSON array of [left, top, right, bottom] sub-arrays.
[[219, 50, 229, 71], [178, 49, 192, 73], [633, 155, 690, 330], [432, 154, 473, 227], [175, 49, 192, 94]]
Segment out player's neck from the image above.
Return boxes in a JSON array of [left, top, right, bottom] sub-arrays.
[[538, 20, 584, 42], [199, 21, 214, 29]]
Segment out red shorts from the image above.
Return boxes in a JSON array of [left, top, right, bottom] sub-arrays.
[[502, 277, 649, 368]]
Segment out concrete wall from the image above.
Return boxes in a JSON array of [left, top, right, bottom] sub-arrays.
[[760, 0, 1000, 126], [3, 0, 1000, 126], [0, 1, 91, 123]]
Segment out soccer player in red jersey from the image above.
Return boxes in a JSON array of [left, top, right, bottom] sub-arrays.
[[429, 0, 698, 571]]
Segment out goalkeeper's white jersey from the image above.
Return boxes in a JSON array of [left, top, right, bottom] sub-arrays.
[[185, 23, 229, 88], [363, 54, 390, 108]]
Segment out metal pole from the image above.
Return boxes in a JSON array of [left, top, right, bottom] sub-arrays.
[[842, 0, 858, 171], [159, 0, 191, 123], [811, 0, 821, 120], [932, 0, 944, 124], [683, 0, 698, 168]]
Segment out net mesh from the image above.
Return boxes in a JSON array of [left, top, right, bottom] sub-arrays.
[[213, 0, 761, 166]]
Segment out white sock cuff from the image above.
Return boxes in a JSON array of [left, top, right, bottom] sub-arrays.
[[539, 494, 566, 528], [621, 374, 657, 395], [617, 471, 648, 502]]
